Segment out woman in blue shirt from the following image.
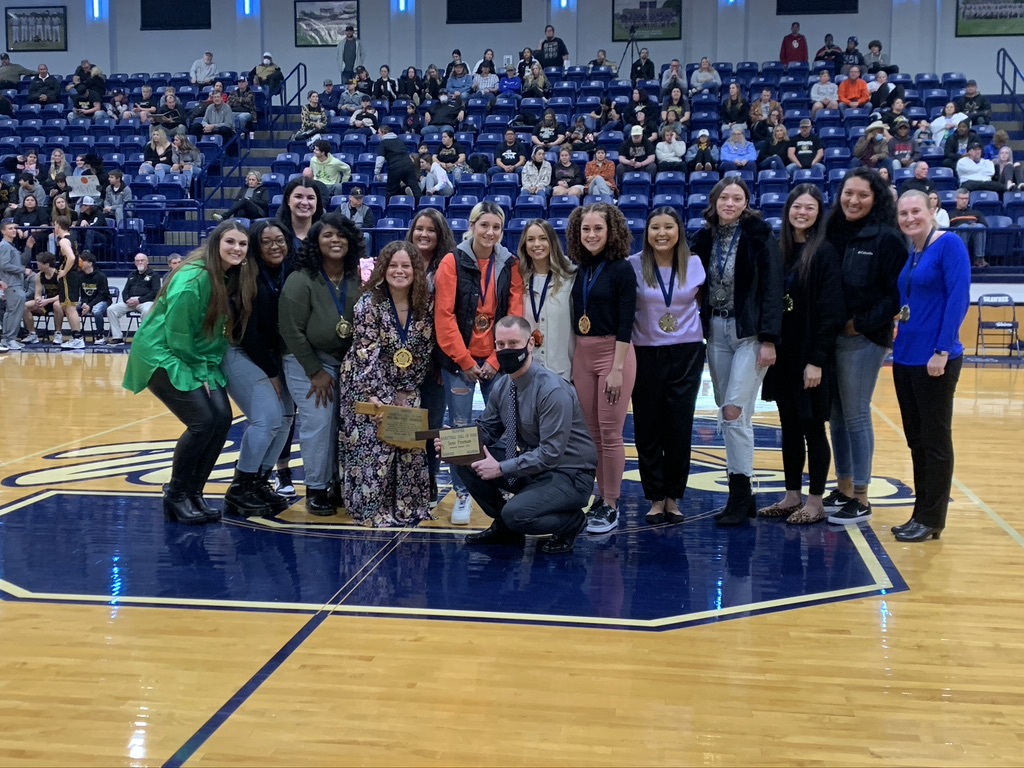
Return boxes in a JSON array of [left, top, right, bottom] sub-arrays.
[[891, 189, 971, 542]]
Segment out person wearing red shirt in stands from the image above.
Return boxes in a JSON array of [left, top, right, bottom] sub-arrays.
[[780, 22, 809, 66]]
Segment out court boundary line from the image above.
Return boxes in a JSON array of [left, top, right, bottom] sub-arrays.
[[872, 405, 1024, 551]]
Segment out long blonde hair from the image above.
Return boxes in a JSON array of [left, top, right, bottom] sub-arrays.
[[517, 219, 575, 294]]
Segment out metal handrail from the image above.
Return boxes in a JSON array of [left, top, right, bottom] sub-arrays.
[[271, 62, 308, 134], [201, 132, 249, 210], [995, 48, 1024, 123]]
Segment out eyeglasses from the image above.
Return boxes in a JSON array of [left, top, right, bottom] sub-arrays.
[[261, 238, 287, 249]]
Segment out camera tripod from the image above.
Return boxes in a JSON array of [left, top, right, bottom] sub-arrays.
[[617, 26, 641, 76]]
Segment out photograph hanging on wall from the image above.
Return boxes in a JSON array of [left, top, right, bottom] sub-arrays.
[[612, 0, 682, 42], [5, 5, 67, 52], [294, 0, 358, 48], [955, 0, 1024, 36]]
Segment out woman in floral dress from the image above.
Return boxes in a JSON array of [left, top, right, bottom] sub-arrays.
[[339, 240, 435, 527]]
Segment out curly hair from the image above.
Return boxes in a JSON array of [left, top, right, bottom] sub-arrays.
[[566, 203, 632, 266], [826, 165, 898, 230], [293, 212, 363, 279], [405, 208, 457, 273], [362, 240, 430, 318]]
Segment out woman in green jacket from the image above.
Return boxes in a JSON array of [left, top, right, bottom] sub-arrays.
[[123, 220, 257, 524]]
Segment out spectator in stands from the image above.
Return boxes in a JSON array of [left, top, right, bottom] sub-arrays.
[[291, 90, 327, 142], [375, 125, 421, 200], [443, 49, 463, 82], [419, 155, 455, 197], [838, 65, 869, 113], [139, 127, 173, 179], [689, 57, 721, 97], [349, 95, 379, 136], [749, 87, 781, 136], [190, 51, 216, 86], [27, 63, 60, 104], [277, 177, 324, 249], [82, 154, 109, 196], [995, 146, 1023, 190], [71, 81, 102, 121], [624, 87, 657, 131], [943, 119, 977, 170], [887, 117, 919, 169], [532, 109, 567, 151], [882, 98, 919, 132], [105, 252, 161, 345], [46, 177, 73, 212], [76, 251, 109, 345], [780, 21, 809, 66], [170, 133, 203, 188], [588, 95, 621, 132], [421, 90, 464, 135], [864, 40, 896, 75], [660, 107, 684, 139], [585, 146, 617, 197], [472, 61, 500, 102], [956, 80, 991, 126], [854, 120, 895, 173], [74, 196, 110, 255], [551, 147, 586, 197], [496, 128, 528, 173], [13, 195, 46, 254], [870, 70, 904, 111], [0, 218, 29, 352], [686, 129, 719, 172], [151, 92, 185, 134], [630, 48, 654, 85], [191, 90, 235, 143], [24, 252, 63, 343], [720, 126, 757, 172], [336, 25, 364, 83], [537, 25, 569, 70], [214, 171, 272, 222], [131, 84, 158, 124], [617, 125, 657, 186], [929, 191, 949, 227], [661, 86, 690, 125], [0, 52, 33, 85], [758, 123, 791, 171], [306, 139, 351, 199], [337, 78, 362, 119], [319, 78, 340, 115], [956, 141, 1004, 195], [950, 188, 988, 267], [7, 172, 44, 211], [373, 65, 399, 104], [102, 170, 132, 223], [517, 48, 537, 81], [751, 106, 783, 145], [446, 62, 473, 101], [720, 83, 748, 134], [566, 118, 597, 153], [660, 59, 686, 97], [810, 70, 839, 120], [522, 62, 552, 100], [840, 36, 865, 75], [878, 166, 898, 199], [786, 118, 826, 177], [249, 52, 283, 93], [399, 101, 422, 135], [70, 59, 105, 100], [397, 68, 422, 105], [814, 34, 842, 70], [903, 161, 935, 195], [229, 76, 257, 135], [984, 129, 1010, 162], [522, 146, 552, 195], [105, 89, 131, 122], [434, 129, 469, 182], [422, 65, 444, 101], [169, 255, 185, 273], [354, 66, 373, 97], [473, 50, 496, 76], [931, 101, 968, 145], [655, 125, 687, 172], [498, 64, 522, 102], [589, 50, 611, 70], [337, 187, 377, 228]]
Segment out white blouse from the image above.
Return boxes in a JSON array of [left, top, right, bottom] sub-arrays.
[[525, 271, 575, 381]]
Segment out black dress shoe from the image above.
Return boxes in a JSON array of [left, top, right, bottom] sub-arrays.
[[306, 487, 337, 516], [190, 494, 222, 521], [894, 521, 942, 542], [891, 517, 915, 535], [464, 522, 525, 545], [163, 494, 207, 525], [541, 513, 587, 555]]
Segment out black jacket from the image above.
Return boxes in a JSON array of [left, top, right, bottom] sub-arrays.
[[27, 74, 61, 103], [762, 241, 846, 420], [943, 130, 978, 167], [236, 260, 287, 378], [630, 59, 655, 83], [826, 217, 907, 348], [123, 268, 161, 303], [692, 216, 784, 344]]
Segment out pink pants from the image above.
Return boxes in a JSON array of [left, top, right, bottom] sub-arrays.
[[572, 335, 637, 501]]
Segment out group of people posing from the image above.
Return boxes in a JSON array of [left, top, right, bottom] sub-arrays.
[[122, 168, 969, 554]]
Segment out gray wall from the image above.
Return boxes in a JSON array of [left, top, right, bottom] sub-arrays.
[[5, 0, 1011, 92]]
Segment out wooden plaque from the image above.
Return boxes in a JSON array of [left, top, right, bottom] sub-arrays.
[[354, 403, 429, 451]]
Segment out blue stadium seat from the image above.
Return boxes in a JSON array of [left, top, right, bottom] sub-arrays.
[[1004, 191, 1024, 222], [759, 192, 786, 220], [620, 172, 652, 197], [548, 195, 579, 218], [686, 193, 709, 220], [483, 194, 513, 218], [970, 190, 1002, 219], [651, 193, 684, 217], [758, 169, 789, 197], [688, 171, 720, 197], [654, 171, 686, 197], [928, 166, 956, 192], [503, 218, 527, 251], [448, 194, 480, 220]]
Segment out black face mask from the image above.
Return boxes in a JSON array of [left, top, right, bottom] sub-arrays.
[[496, 346, 529, 375]]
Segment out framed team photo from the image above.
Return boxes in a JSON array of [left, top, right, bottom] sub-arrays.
[[955, 0, 1024, 36], [294, 0, 358, 48], [5, 5, 67, 53], [612, 0, 682, 42]]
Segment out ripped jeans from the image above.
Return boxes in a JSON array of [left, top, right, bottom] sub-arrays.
[[442, 364, 495, 493]]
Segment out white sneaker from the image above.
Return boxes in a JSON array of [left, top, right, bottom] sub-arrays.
[[61, 337, 85, 349], [52, 332, 63, 344], [6, 339, 24, 350], [450, 493, 473, 525], [0, 342, 8, 352], [22, 333, 39, 344], [93, 337, 107, 345]]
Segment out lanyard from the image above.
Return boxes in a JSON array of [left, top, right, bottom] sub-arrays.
[[320, 269, 348, 317], [261, 267, 283, 296], [478, 256, 495, 309], [715, 228, 741, 280], [529, 272, 552, 324], [906, 227, 936, 302], [388, 292, 413, 346], [654, 258, 677, 309], [582, 261, 607, 315]]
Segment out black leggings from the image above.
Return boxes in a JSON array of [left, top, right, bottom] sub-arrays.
[[148, 367, 233, 492], [224, 197, 268, 220], [776, 389, 830, 496]]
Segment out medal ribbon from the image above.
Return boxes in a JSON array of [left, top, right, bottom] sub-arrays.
[[654, 257, 677, 310], [905, 227, 936, 304], [530, 273, 552, 324], [714, 227, 741, 282], [321, 269, 348, 319], [581, 261, 607, 318], [388, 291, 413, 346], [478, 256, 495, 311]]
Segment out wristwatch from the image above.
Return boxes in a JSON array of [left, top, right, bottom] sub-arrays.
[[933, 349, 949, 356]]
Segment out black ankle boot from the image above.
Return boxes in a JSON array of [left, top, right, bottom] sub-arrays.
[[716, 474, 754, 527], [306, 487, 337, 516], [164, 480, 208, 525], [189, 482, 222, 521], [224, 468, 271, 517], [254, 468, 290, 514]]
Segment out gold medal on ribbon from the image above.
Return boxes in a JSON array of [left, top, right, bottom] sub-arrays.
[[393, 348, 413, 369], [783, 295, 794, 314], [336, 319, 353, 339], [899, 305, 910, 323], [578, 314, 591, 335], [658, 313, 678, 332], [474, 313, 492, 332]]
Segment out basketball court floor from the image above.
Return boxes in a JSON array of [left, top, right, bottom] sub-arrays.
[[2, 349, 1023, 766]]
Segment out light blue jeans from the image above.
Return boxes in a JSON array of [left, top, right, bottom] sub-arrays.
[[223, 346, 295, 474], [706, 316, 767, 476], [138, 162, 172, 181], [830, 334, 887, 488], [441, 365, 495, 493], [588, 176, 614, 196], [282, 352, 340, 490]]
